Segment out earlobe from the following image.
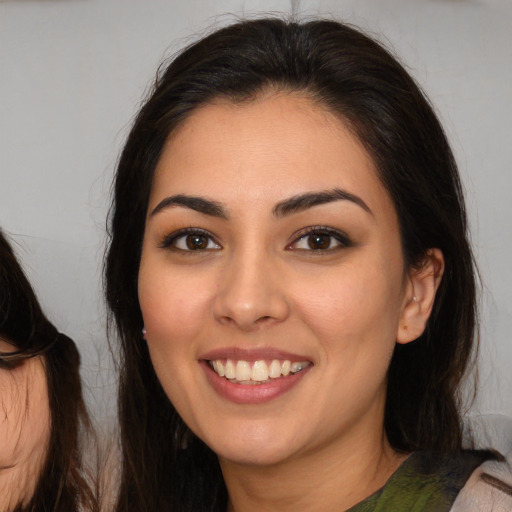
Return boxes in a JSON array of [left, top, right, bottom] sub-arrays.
[[397, 248, 445, 345]]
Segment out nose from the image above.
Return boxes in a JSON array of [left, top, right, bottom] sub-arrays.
[[212, 249, 290, 331]]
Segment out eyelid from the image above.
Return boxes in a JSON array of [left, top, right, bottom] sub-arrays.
[[287, 225, 353, 251], [159, 227, 221, 251]]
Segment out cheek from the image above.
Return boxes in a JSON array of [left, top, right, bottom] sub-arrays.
[[137, 258, 219, 416], [292, 256, 405, 356], [289, 262, 404, 426], [138, 261, 221, 428], [138, 258, 213, 345], [0, 359, 50, 466]]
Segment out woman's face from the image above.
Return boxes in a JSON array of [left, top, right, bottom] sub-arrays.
[[0, 339, 51, 507], [138, 92, 422, 466]]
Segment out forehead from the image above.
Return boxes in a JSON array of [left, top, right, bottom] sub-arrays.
[[151, 92, 393, 219], [0, 338, 16, 352]]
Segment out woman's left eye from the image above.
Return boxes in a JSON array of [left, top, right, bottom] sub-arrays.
[[288, 228, 352, 252]]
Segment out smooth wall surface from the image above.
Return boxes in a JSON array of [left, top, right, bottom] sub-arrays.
[[1, 0, 511, 421]]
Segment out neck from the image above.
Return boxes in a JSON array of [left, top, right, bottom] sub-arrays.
[[221, 429, 406, 512]]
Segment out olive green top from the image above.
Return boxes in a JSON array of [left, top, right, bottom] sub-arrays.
[[348, 450, 489, 512]]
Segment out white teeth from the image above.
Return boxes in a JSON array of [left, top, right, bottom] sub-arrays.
[[269, 359, 282, 379], [210, 358, 310, 383], [235, 360, 252, 381], [251, 360, 269, 381], [215, 360, 224, 377], [225, 359, 236, 379]]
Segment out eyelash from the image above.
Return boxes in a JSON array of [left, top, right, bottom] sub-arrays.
[[159, 226, 353, 253], [159, 228, 221, 252], [287, 226, 353, 252]]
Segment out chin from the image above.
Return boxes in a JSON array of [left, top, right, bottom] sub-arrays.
[[216, 443, 294, 467], [201, 425, 300, 467]]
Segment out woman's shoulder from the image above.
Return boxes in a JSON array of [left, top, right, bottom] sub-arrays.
[[451, 452, 512, 511], [450, 413, 512, 511]]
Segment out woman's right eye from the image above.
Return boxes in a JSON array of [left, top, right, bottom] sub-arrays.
[[160, 230, 221, 252]]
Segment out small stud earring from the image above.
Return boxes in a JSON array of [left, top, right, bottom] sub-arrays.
[[412, 296, 418, 302], [142, 327, 147, 339]]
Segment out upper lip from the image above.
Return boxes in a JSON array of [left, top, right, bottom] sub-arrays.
[[200, 347, 312, 363]]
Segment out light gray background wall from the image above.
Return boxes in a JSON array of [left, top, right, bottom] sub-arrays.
[[1, 0, 511, 423]]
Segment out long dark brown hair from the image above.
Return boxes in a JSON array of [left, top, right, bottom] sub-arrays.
[[0, 229, 97, 511], [105, 18, 477, 511]]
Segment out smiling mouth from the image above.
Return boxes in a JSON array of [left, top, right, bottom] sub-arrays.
[[208, 359, 312, 385]]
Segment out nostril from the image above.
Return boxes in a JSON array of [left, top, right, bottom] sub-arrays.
[[212, 281, 290, 329]]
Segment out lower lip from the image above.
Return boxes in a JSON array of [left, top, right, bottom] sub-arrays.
[[201, 361, 311, 404]]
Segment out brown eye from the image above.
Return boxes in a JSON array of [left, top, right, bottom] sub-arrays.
[[160, 229, 221, 252], [307, 234, 332, 250], [186, 234, 209, 250], [288, 227, 353, 253]]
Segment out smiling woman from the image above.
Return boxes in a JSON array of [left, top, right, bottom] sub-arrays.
[[105, 18, 512, 512], [138, 93, 437, 473]]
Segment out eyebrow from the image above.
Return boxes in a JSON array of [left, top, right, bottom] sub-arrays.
[[151, 194, 228, 219], [272, 188, 373, 218], [150, 188, 372, 219]]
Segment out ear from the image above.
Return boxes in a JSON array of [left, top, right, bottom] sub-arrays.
[[397, 248, 445, 345]]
